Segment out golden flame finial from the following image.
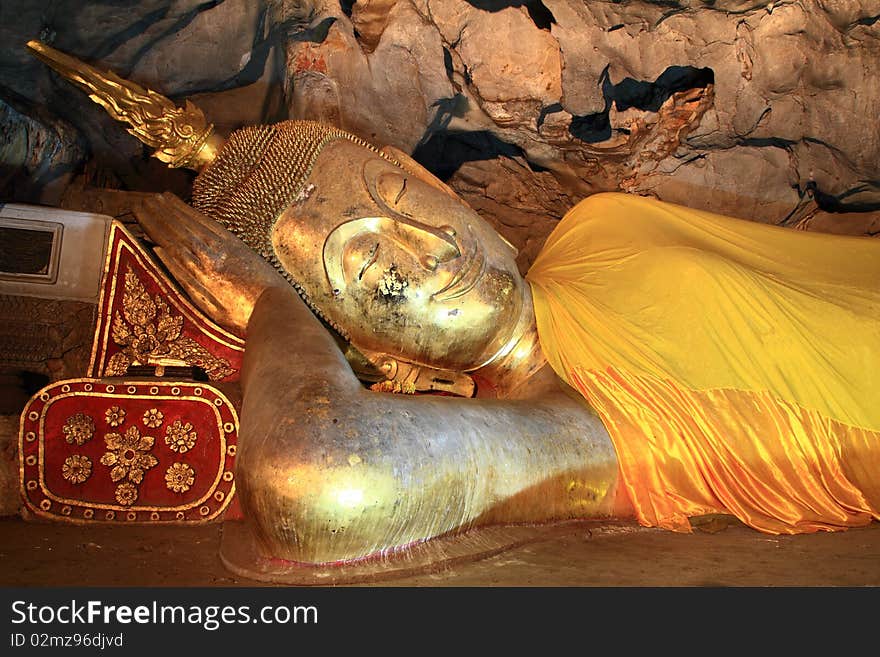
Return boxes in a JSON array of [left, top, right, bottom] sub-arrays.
[[26, 39, 223, 170]]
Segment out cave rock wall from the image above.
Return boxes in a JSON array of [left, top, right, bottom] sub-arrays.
[[0, 0, 878, 270]]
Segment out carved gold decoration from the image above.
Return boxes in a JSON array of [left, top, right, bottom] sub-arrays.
[[115, 482, 138, 506], [61, 454, 92, 485], [361, 349, 475, 397], [165, 463, 195, 494], [20, 378, 238, 524], [165, 420, 197, 454], [142, 408, 164, 428], [104, 406, 126, 428], [369, 380, 416, 394], [62, 413, 95, 445], [26, 40, 223, 170], [100, 425, 158, 484], [106, 267, 235, 381]]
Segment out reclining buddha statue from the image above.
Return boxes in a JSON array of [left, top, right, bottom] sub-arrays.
[[27, 41, 880, 581]]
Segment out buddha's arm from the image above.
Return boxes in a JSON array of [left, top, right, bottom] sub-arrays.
[[133, 192, 624, 563], [239, 286, 623, 564]]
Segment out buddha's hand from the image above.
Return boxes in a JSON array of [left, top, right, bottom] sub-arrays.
[[132, 192, 284, 335]]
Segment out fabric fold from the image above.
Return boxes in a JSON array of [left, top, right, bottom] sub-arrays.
[[528, 192, 880, 534]]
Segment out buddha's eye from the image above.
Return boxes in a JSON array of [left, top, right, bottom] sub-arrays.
[[358, 243, 380, 281], [375, 172, 409, 213]]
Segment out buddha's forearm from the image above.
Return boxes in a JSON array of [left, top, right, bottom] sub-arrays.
[[237, 292, 621, 562], [237, 391, 621, 564], [242, 286, 363, 395]]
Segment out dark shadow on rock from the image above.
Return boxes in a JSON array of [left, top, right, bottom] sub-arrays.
[[174, 15, 336, 98], [412, 130, 526, 182], [463, 0, 556, 30], [809, 181, 880, 213], [569, 65, 714, 144]]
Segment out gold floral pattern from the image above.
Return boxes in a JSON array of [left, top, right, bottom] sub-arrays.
[[165, 463, 195, 493], [105, 267, 236, 381], [142, 408, 164, 428], [370, 380, 417, 394], [165, 420, 197, 454], [115, 482, 138, 506], [62, 414, 95, 445], [100, 425, 158, 484], [105, 406, 126, 427], [61, 454, 92, 484]]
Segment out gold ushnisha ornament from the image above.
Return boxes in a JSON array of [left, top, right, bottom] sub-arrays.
[[27, 40, 223, 170]]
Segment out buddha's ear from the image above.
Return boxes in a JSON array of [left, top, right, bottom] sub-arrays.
[[379, 145, 462, 203]]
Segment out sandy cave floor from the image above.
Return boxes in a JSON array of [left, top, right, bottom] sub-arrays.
[[1, 514, 879, 587]]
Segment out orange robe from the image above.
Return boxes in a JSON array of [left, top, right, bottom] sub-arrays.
[[527, 192, 880, 534]]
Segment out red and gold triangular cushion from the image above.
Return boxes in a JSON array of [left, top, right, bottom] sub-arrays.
[[88, 221, 245, 382]]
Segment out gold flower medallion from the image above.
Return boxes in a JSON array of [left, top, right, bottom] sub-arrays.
[[61, 454, 92, 484], [165, 463, 195, 494], [101, 425, 158, 484], [104, 406, 126, 427], [115, 482, 138, 506], [165, 420, 197, 453], [62, 413, 95, 445], [142, 408, 164, 428]]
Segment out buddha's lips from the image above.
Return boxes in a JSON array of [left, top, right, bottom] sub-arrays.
[[431, 242, 485, 303]]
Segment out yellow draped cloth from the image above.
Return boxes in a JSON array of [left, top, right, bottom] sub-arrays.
[[526, 192, 880, 534]]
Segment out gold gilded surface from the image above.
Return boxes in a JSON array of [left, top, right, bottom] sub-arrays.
[[191, 121, 398, 339], [268, 138, 529, 378], [29, 43, 625, 570], [26, 40, 222, 170], [224, 287, 622, 566]]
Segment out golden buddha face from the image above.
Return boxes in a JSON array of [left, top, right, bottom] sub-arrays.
[[271, 139, 525, 372]]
